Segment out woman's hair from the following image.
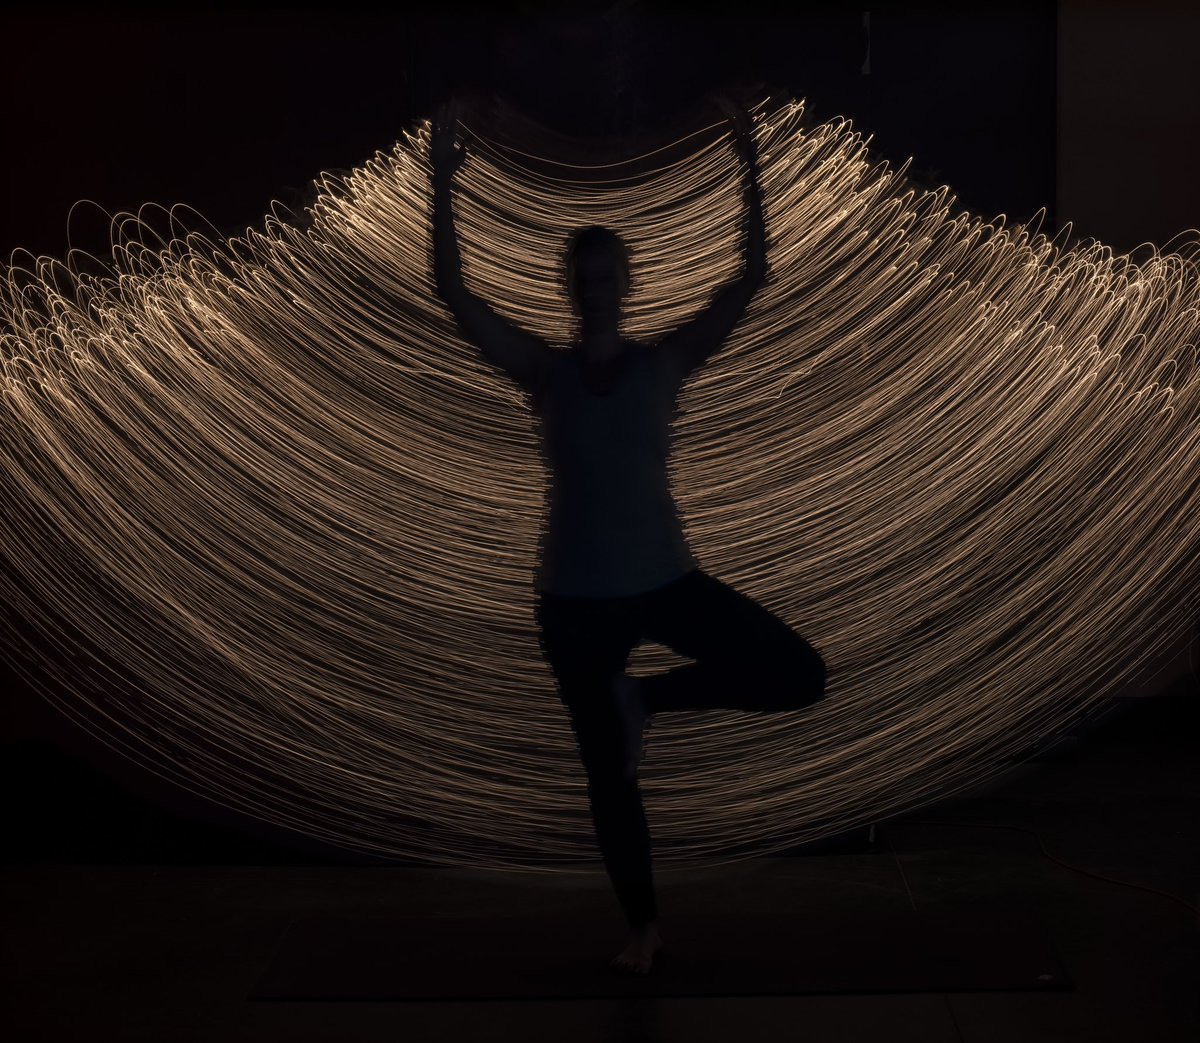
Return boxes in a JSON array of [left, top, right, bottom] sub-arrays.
[[564, 226, 631, 307]]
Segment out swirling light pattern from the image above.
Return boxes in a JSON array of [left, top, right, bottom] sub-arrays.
[[2, 95, 1198, 872]]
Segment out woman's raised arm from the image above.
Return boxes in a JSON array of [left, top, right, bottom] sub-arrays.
[[430, 100, 551, 392], [657, 96, 769, 375]]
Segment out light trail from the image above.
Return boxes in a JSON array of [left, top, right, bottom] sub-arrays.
[[1, 94, 1197, 871]]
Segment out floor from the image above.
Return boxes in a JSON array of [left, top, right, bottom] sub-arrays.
[[3, 688, 1197, 1043]]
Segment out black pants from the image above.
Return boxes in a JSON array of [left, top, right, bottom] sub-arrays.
[[535, 567, 828, 931]]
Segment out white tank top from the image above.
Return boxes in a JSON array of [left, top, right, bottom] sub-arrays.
[[529, 340, 699, 598]]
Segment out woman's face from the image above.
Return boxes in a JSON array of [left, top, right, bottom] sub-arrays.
[[572, 247, 625, 328]]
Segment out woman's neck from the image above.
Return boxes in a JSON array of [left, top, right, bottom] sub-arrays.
[[581, 328, 619, 343], [579, 338, 630, 393]]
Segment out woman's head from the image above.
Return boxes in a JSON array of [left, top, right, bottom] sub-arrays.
[[564, 226, 630, 327]]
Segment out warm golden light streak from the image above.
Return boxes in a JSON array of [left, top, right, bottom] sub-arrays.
[[2, 95, 1197, 873]]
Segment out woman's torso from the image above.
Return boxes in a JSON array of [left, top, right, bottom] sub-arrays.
[[530, 340, 699, 598]]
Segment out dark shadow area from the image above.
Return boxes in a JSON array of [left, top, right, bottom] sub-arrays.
[[3, 690, 1195, 1040], [2, 2, 1056, 261]]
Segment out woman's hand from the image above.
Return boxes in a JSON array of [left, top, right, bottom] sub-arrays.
[[710, 91, 759, 167], [430, 99, 467, 182]]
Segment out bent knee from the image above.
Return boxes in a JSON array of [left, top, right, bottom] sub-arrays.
[[761, 650, 826, 710]]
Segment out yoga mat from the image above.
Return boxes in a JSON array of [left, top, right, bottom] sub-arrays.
[[249, 901, 1073, 1000]]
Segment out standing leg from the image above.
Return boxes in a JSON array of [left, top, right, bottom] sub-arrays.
[[634, 569, 827, 715], [535, 591, 658, 933]]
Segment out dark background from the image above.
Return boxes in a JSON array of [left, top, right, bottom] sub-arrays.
[[4, 1, 1060, 261], [2, 0, 1197, 865]]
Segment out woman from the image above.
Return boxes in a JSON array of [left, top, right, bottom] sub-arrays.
[[430, 95, 827, 975]]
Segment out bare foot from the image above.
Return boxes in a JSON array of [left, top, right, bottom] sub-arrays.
[[611, 925, 663, 975]]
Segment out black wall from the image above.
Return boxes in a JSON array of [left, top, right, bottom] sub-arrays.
[[2, 2, 1057, 262]]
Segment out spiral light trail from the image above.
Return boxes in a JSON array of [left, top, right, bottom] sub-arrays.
[[2, 95, 1197, 872]]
